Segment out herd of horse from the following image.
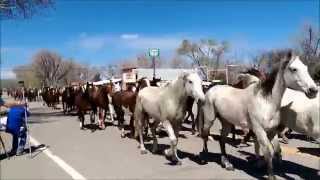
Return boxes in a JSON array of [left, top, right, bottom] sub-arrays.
[[6, 51, 319, 179]]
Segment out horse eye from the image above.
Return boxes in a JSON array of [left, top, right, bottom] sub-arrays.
[[188, 80, 193, 84], [291, 68, 297, 72]]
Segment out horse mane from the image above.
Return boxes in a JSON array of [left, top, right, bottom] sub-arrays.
[[258, 49, 293, 96], [241, 68, 265, 80]]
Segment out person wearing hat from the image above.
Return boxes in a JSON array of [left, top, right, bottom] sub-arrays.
[[0, 90, 29, 156]]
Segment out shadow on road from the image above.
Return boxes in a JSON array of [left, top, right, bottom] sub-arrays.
[[142, 141, 318, 180], [236, 150, 319, 179], [0, 144, 47, 161], [297, 147, 320, 157]]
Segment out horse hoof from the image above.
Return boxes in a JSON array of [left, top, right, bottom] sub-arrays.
[[151, 147, 158, 154], [164, 149, 173, 157], [225, 164, 234, 171], [222, 161, 234, 171], [175, 160, 182, 166], [140, 149, 148, 155]]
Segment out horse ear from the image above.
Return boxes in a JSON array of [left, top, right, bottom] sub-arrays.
[[286, 49, 293, 60], [181, 72, 189, 81], [237, 73, 245, 80]]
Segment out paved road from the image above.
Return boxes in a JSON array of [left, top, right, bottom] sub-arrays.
[[0, 96, 319, 179]]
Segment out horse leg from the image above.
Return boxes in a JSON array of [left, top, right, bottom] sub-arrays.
[[108, 98, 115, 122], [134, 102, 148, 154], [129, 115, 135, 137], [163, 120, 181, 165], [231, 125, 236, 142], [252, 124, 275, 180], [63, 102, 66, 114], [79, 111, 85, 130], [118, 107, 125, 138], [90, 108, 96, 125], [190, 111, 196, 135], [151, 121, 160, 153], [242, 130, 254, 145], [270, 132, 282, 166], [219, 121, 234, 170], [98, 108, 105, 129], [278, 126, 289, 144]]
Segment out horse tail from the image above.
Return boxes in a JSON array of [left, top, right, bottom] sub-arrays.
[[134, 95, 145, 139], [196, 100, 204, 135], [200, 92, 216, 139]]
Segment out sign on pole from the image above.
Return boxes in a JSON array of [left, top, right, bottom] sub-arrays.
[[148, 48, 160, 57]]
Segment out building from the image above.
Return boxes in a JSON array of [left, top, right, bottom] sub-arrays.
[[121, 67, 196, 83]]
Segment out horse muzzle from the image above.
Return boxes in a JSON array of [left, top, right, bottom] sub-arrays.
[[305, 87, 318, 99]]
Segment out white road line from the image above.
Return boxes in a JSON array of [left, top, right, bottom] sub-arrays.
[[29, 136, 87, 180]]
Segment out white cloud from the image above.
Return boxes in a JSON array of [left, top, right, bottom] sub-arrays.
[[1, 69, 16, 79], [120, 34, 139, 40]]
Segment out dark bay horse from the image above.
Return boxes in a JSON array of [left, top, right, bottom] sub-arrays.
[[62, 86, 76, 114], [42, 87, 60, 109], [75, 83, 97, 130], [111, 77, 150, 138]]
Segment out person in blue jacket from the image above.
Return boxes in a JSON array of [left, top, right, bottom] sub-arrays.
[[0, 91, 29, 156]]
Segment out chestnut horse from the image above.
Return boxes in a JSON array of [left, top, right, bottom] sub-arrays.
[[87, 83, 114, 129]]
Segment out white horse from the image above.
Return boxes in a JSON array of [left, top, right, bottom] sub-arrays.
[[237, 74, 320, 143], [200, 51, 317, 180], [134, 72, 205, 164], [280, 88, 320, 142]]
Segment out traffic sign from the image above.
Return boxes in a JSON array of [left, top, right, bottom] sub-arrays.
[[148, 48, 160, 57]]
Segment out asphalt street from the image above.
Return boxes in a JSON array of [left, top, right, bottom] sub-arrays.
[[0, 95, 319, 179]]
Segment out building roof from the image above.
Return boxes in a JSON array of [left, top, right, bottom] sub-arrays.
[[136, 68, 195, 81]]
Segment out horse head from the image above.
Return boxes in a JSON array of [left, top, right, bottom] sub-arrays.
[[282, 52, 318, 98], [137, 77, 150, 91], [181, 72, 205, 101]]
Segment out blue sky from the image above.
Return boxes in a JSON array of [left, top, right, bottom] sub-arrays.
[[1, 0, 319, 78]]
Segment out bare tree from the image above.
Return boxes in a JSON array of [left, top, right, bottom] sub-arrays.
[[32, 50, 72, 86], [0, 0, 54, 19], [170, 56, 190, 68], [294, 24, 320, 78], [177, 39, 229, 79]]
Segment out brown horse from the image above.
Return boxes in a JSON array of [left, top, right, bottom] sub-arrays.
[[88, 84, 114, 129], [62, 86, 76, 114], [75, 83, 98, 130], [42, 87, 60, 109], [111, 77, 150, 138]]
